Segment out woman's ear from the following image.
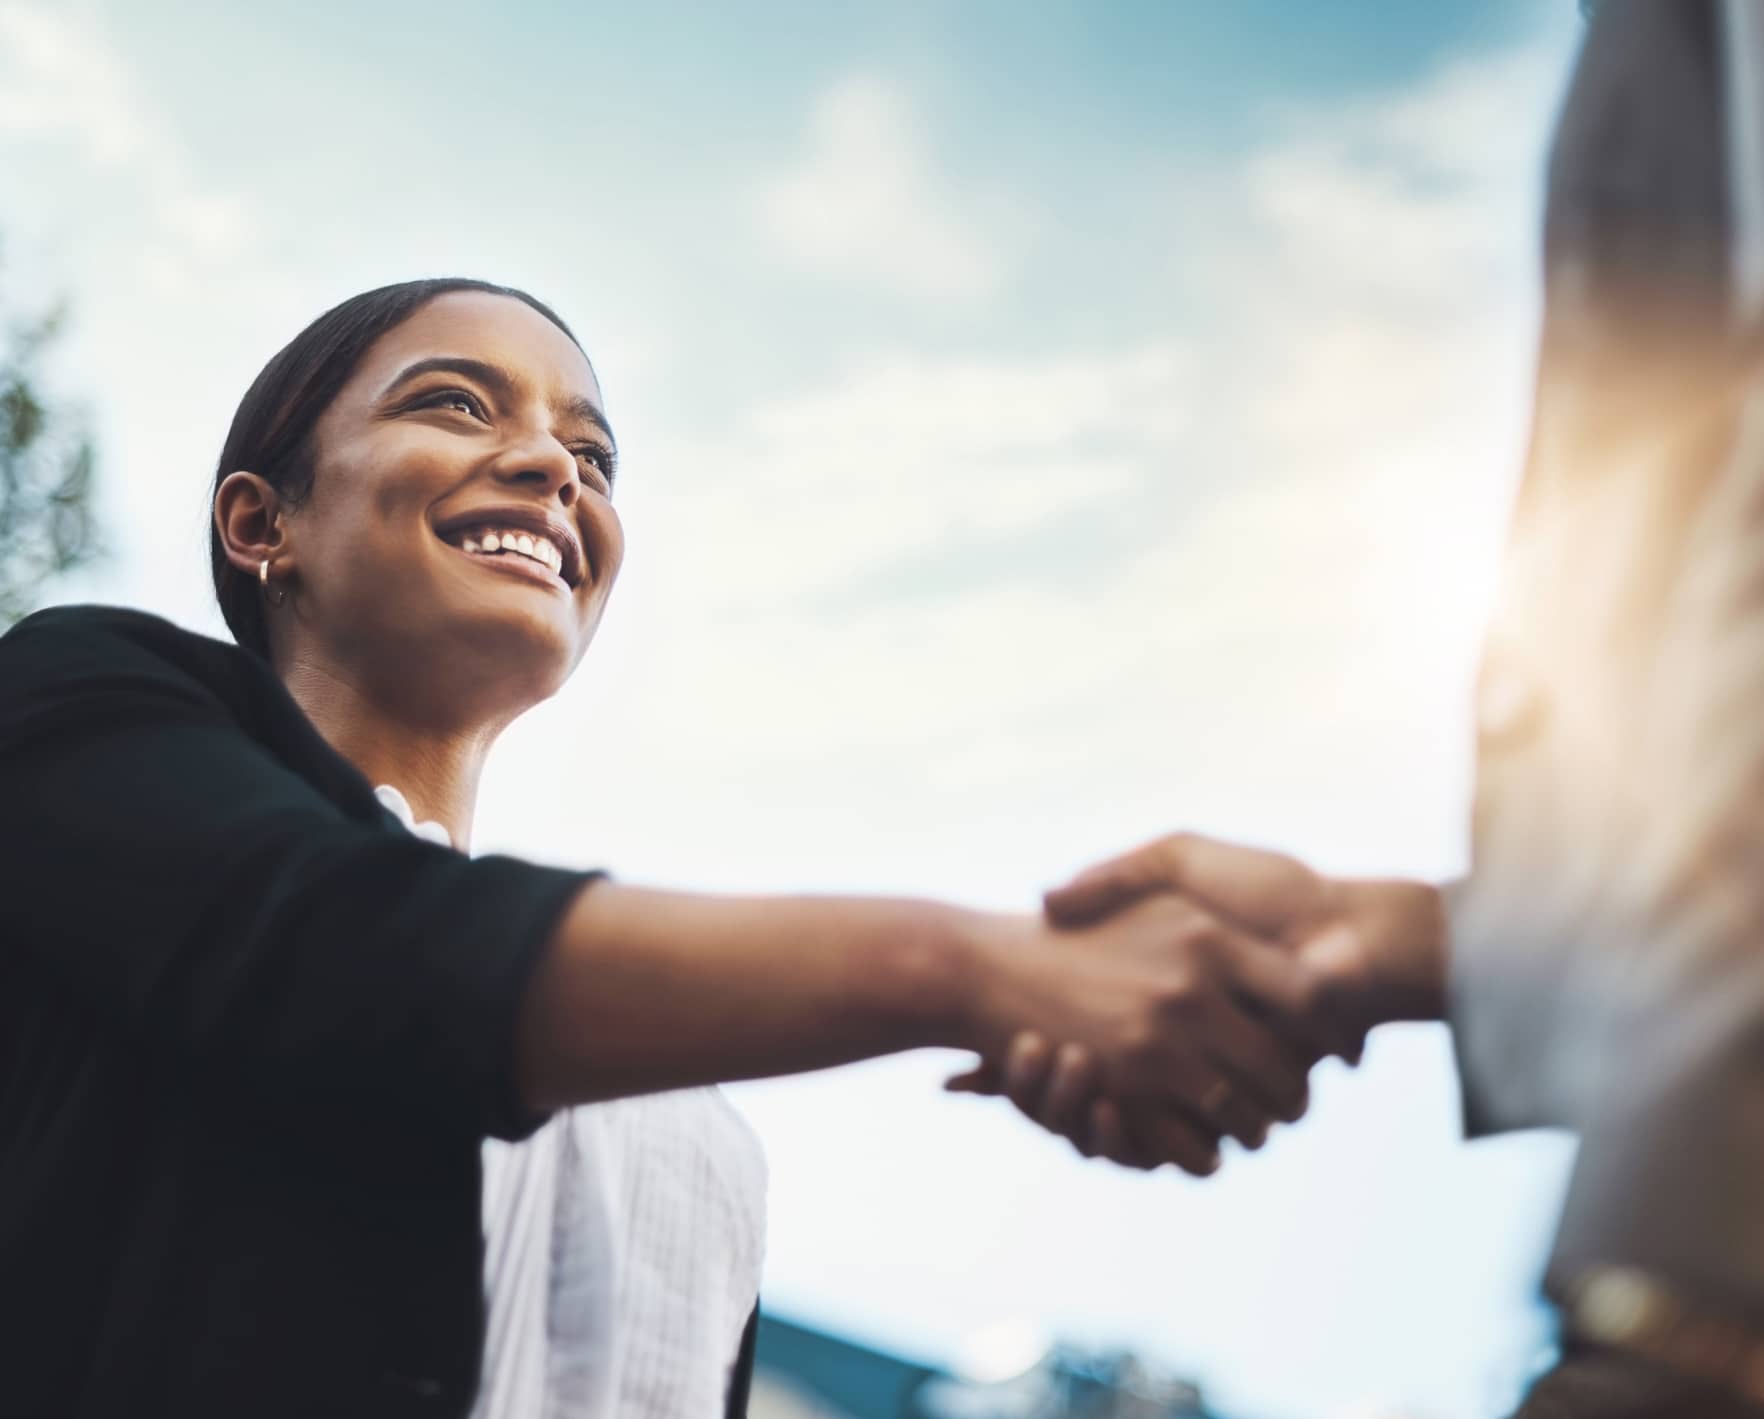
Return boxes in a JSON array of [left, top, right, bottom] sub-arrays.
[[214, 472, 289, 577]]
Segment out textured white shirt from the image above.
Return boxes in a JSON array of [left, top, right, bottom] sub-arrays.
[[373, 786, 769, 1419]]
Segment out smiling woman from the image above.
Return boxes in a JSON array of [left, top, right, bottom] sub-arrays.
[[208, 282, 620, 722], [0, 278, 1341, 1419]]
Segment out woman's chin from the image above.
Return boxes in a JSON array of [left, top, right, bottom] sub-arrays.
[[441, 596, 583, 698]]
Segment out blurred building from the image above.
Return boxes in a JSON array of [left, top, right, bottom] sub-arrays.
[[750, 1312, 1223, 1419]]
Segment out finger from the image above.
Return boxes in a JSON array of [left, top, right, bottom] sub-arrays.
[[1209, 1083, 1277, 1152], [943, 1060, 1001, 1095], [1145, 834, 1321, 938], [1087, 1098, 1166, 1171], [1197, 992, 1313, 1126], [1086, 1099, 1140, 1168], [1046, 833, 1321, 937], [1043, 842, 1173, 928], [1179, 1058, 1275, 1151], [1123, 1105, 1224, 1177], [1003, 1032, 1054, 1117], [1219, 931, 1347, 1063], [1340, 1029, 1367, 1069], [1038, 1043, 1098, 1149]]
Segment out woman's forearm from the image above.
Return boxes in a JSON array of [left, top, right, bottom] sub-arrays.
[[513, 881, 993, 1110]]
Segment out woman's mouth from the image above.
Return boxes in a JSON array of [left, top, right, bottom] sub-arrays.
[[442, 525, 571, 590]]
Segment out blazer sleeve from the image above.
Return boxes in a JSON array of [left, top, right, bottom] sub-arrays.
[[1445, 0, 1733, 1143], [1446, 1, 1764, 1330], [0, 607, 592, 1142]]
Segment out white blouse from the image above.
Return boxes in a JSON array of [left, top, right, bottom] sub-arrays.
[[372, 786, 769, 1419]]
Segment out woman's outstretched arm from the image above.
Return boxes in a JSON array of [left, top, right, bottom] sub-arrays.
[[518, 879, 1330, 1172], [515, 885, 981, 1107], [0, 607, 1327, 1166]]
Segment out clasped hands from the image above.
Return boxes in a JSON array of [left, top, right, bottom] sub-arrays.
[[949, 833, 1449, 1175]]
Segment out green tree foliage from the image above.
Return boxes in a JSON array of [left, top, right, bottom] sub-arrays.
[[0, 284, 97, 628]]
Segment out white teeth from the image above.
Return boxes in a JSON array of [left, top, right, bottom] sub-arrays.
[[454, 525, 565, 577]]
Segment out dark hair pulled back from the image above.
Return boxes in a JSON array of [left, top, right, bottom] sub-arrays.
[[209, 278, 583, 658]]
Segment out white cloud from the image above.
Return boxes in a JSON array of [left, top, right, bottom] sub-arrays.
[[754, 74, 1012, 301], [606, 33, 1568, 861], [1240, 42, 1559, 313], [0, 2, 147, 161], [747, 344, 1191, 456], [0, 1, 256, 271], [644, 341, 1188, 613]]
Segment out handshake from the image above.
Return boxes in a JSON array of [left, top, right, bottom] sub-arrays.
[[945, 833, 1451, 1175]]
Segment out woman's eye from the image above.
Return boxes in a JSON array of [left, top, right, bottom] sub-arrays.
[[572, 446, 616, 487], [422, 389, 484, 418]]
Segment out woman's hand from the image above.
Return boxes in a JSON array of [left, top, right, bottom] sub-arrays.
[[947, 892, 1338, 1174]]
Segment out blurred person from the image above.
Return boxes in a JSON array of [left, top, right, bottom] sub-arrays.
[[0, 278, 1347, 1419], [964, 2, 1764, 1414]]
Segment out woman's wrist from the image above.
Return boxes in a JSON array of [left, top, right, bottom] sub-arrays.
[[865, 900, 1000, 1053], [919, 905, 1062, 1059]]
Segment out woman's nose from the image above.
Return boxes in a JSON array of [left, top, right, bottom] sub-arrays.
[[491, 435, 579, 506]]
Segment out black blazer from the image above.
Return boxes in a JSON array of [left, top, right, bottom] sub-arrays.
[[0, 606, 642, 1417]]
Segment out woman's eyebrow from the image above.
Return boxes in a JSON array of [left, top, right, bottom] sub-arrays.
[[556, 394, 617, 452], [382, 356, 616, 449], [381, 355, 515, 402]]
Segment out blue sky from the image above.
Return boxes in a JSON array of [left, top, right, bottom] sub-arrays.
[[2, 3, 1588, 1415]]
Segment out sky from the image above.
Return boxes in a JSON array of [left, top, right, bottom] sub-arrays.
[[1, 3, 1589, 1415]]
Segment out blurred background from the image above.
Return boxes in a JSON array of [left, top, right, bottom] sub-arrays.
[[0, 2, 1591, 1414]]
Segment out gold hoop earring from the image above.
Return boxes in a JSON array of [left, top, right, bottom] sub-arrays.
[[259, 558, 287, 609]]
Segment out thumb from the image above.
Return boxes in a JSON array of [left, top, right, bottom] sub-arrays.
[[1060, 832, 1325, 939], [1043, 844, 1170, 927]]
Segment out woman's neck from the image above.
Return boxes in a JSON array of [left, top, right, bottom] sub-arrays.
[[279, 654, 501, 846]]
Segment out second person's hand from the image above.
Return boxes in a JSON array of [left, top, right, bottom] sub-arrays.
[[960, 832, 1450, 1168]]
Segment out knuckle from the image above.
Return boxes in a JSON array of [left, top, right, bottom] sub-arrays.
[[1157, 834, 1192, 878], [1058, 1042, 1095, 1084], [1156, 967, 1200, 1009], [1164, 895, 1206, 930], [1182, 921, 1226, 966], [1295, 968, 1334, 1019], [1120, 1028, 1161, 1079]]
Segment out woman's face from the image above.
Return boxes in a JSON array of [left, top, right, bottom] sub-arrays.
[[284, 291, 624, 713]]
